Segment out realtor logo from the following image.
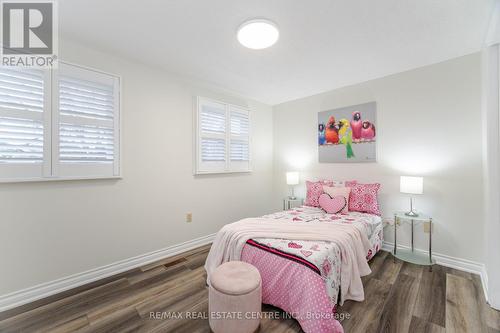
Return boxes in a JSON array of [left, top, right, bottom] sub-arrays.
[[1, 0, 57, 67]]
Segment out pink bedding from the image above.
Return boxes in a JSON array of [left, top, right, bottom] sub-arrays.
[[206, 206, 383, 333], [240, 223, 383, 333], [241, 244, 344, 333], [241, 239, 382, 333]]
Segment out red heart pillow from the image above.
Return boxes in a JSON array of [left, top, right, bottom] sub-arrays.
[[318, 193, 347, 214]]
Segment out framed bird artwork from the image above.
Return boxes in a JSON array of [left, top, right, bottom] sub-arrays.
[[318, 101, 377, 163]]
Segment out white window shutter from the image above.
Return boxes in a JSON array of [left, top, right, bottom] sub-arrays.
[[200, 105, 225, 134], [229, 106, 250, 171], [0, 63, 120, 182], [0, 67, 50, 180], [195, 97, 250, 174], [0, 117, 43, 162], [196, 98, 226, 173], [230, 139, 249, 161], [201, 138, 226, 161], [55, 63, 120, 178]]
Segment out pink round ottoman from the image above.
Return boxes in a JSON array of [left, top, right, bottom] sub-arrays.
[[209, 261, 262, 333]]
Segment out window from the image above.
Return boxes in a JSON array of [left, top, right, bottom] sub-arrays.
[[195, 97, 250, 174], [0, 62, 120, 182], [55, 63, 120, 178], [0, 68, 50, 179]]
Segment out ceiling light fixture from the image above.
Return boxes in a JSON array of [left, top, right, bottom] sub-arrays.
[[237, 19, 279, 50]]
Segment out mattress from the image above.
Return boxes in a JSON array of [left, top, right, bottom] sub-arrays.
[[240, 206, 383, 333]]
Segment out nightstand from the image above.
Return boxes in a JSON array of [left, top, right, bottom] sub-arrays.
[[283, 197, 303, 210], [392, 212, 435, 269]]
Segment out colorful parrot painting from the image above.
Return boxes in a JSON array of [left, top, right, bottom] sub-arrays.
[[361, 121, 376, 140], [318, 123, 326, 145], [325, 116, 339, 144], [338, 119, 355, 158], [317, 102, 376, 162], [350, 111, 362, 141]]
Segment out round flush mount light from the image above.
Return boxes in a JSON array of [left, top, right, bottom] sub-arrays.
[[237, 19, 279, 50]]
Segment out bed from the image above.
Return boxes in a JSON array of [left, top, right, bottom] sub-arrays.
[[206, 205, 383, 333]]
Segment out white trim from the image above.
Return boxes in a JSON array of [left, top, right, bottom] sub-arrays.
[[113, 76, 121, 176], [382, 241, 489, 303], [0, 233, 215, 312], [43, 68, 52, 178], [50, 65, 59, 177], [0, 175, 122, 183]]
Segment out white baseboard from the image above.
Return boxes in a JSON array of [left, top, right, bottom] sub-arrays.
[[0, 233, 216, 312], [382, 241, 489, 303]]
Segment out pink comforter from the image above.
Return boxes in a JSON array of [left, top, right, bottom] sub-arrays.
[[205, 208, 383, 333], [241, 244, 344, 333], [204, 218, 371, 305]]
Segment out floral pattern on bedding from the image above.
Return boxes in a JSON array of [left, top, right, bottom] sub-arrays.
[[253, 206, 383, 305]]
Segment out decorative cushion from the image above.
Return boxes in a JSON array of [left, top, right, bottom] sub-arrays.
[[348, 183, 381, 215], [305, 180, 334, 207], [211, 261, 261, 295], [318, 193, 347, 214], [322, 186, 351, 213]]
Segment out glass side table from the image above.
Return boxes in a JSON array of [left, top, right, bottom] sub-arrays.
[[393, 212, 435, 270], [283, 197, 303, 210]]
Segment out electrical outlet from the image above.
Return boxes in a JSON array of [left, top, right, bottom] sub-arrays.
[[423, 222, 432, 233], [186, 213, 192, 223]]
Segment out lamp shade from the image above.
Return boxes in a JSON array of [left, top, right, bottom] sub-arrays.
[[400, 176, 423, 194], [286, 172, 299, 185]]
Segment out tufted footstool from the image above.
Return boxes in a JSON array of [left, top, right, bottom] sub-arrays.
[[209, 261, 262, 333]]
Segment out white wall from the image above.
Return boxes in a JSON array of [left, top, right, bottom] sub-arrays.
[[273, 53, 484, 263], [0, 41, 275, 295], [483, 45, 500, 309], [482, 2, 500, 310]]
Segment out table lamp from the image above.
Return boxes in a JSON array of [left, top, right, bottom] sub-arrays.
[[286, 172, 299, 199], [400, 176, 423, 217]]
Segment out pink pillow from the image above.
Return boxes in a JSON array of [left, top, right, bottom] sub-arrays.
[[348, 183, 381, 215], [323, 186, 351, 213], [344, 180, 358, 187], [305, 180, 334, 207], [321, 180, 358, 187], [318, 193, 347, 214]]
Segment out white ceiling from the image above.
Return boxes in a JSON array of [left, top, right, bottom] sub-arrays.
[[60, 0, 494, 105]]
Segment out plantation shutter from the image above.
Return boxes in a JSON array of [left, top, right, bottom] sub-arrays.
[[197, 98, 226, 172], [229, 106, 250, 171], [55, 63, 120, 178], [195, 97, 251, 174], [0, 63, 120, 182], [0, 67, 50, 180]]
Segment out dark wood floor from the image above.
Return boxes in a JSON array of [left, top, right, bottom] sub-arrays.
[[1, 245, 499, 333]]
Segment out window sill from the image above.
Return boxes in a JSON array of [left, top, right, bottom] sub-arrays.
[[0, 175, 122, 184], [194, 170, 252, 176]]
